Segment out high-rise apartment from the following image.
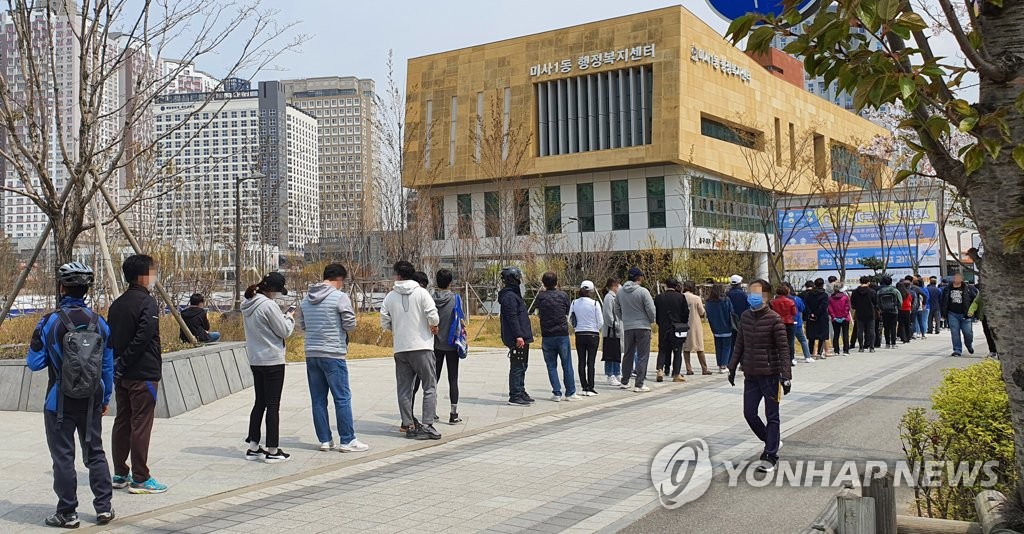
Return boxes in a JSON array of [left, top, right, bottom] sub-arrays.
[[281, 77, 374, 240]]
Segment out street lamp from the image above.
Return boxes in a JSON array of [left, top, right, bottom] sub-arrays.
[[567, 216, 585, 253], [234, 170, 266, 311]]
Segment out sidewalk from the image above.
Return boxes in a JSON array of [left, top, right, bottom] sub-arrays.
[[1, 336, 970, 533]]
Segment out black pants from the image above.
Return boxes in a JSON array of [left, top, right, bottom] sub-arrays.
[[982, 316, 998, 354], [656, 330, 682, 377], [743, 375, 782, 461], [898, 311, 912, 343], [855, 317, 875, 350], [882, 313, 899, 346], [810, 338, 827, 356], [928, 307, 941, 334], [831, 320, 850, 354], [434, 349, 460, 408], [785, 324, 796, 360], [575, 333, 600, 391], [248, 364, 285, 448], [509, 346, 529, 400], [111, 379, 157, 483], [45, 398, 112, 514]]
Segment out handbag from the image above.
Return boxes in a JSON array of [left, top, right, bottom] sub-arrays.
[[672, 321, 690, 339], [448, 294, 469, 359], [508, 345, 528, 362]]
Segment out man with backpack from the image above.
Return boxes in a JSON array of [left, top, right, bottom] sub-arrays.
[[27, 262, 115, 528], [107, 254, 167, 494], [876, 276, 902, 349]]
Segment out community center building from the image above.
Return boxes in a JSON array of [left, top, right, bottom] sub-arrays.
[[403, 6, 889, 276]]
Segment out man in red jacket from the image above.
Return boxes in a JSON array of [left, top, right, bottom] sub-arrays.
[[728, 279, 792, 474]]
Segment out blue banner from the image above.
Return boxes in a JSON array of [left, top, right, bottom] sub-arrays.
[[782, 223, 939, 247], [816, 246, 940, 269]]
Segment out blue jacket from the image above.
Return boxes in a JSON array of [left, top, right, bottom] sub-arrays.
[[726, 286, 748, 321], [790, 295, 806, 328], [705, 298, 734, 336], [26, 297, 114, 412], [926, 285, 942, 310]]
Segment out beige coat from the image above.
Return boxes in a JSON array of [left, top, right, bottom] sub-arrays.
[[683, 291, 706, 352]]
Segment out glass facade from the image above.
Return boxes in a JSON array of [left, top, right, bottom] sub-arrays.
[[457, 193, 473, 238], [545, 186, 562, 233], [830, 144, 868, 187], [690, 176, 770, 233], [431, 196, 444, 240], [646, 177, 666, 229], [700, 117, 757, 149], [576, 183, 595, 232], [515, 189, 530, 236], [611, 179, 629, 230], [484, 191, 499, 238]]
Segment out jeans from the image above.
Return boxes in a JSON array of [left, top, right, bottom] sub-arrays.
[[831, 320, 850, 354], [509, 346, 529, 400], [208, 332, 221, 342], [247, 365, 285, 449], [112, 379, 158, 482], [743, 375, 782, 461], [604, 361, 621, 377], [914, 310, 928, 336], [854, 317, 875, 350], [575, 333, 599, 392], [620, 329, 653, 387], [882, 313, 899, 346], [898, 310, 912, 343], [793, 325, 811, 358], [713, 335, 733, 367], [541, 336, 576, 397], [947, 312, 974, 354], [306, 357, 355, 445], [656, 330, 683, 377], [45, 393, 112, 514]]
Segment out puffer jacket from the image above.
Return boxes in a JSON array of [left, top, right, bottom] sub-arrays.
[[533, 288, 571, 337], [728, 306, 791, 380]]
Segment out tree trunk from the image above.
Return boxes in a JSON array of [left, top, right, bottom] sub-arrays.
[[968, 0, 1024, 486]]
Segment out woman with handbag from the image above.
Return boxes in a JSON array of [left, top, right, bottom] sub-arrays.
[[570, 281, 604, 396], [682, 281, 710, 375], [601, 278, 624, 386], [431, 269, 465, 425]]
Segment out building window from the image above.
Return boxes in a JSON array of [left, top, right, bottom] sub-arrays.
[[431, 196, 444, 240], [449, 96, 458, 165], [457, 193, 473, 238], [611, 179, 629, 230], [576, 183, 595, 232], [830, 143, 867, 187], [690, 176, 770, 233], [544, 186, 561, 234], [536, 65, 654, 157], [647, 177, 666, 229], [484, 191, 499, 237], [701, 117, 758, 149], [515, 189, 530, 236]]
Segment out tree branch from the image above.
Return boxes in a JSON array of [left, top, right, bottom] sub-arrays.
[[935, 0, 1006, 81]]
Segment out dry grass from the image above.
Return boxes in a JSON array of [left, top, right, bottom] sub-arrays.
[[1, 310, 718, 361]]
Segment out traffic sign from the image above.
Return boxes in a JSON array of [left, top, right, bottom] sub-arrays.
[[706, 0, 821, 22]]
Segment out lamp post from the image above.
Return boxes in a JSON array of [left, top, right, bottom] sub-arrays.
[[234, 170, 266, 311]]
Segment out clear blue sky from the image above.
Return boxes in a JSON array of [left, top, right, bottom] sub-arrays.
[[195, 1, 969, 99]]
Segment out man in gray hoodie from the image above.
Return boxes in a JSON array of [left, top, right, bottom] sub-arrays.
[[299, 263, 368, 453], [614, 267, 657, 392]]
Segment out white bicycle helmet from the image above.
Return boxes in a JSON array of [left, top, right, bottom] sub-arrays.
[[57, 262, 94, 287]]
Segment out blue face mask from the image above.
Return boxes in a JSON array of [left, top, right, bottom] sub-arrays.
[[747, 294, 763, 309]]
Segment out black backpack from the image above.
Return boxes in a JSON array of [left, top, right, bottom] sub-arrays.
[[878, 288, 900, 314], [54, 308, 104, 438]]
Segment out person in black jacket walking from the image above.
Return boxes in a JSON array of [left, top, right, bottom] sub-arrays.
[[534, 272, 577, 402], [654, 279, 689, 382], [499, 267, 535, 406], [107, 255, 167, 494]]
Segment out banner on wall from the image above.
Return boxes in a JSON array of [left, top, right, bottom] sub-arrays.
[[779, 200, 940, 274]]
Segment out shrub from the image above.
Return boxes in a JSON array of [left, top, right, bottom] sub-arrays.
[[899, 359, 1016, 521]]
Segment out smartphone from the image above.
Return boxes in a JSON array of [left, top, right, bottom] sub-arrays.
[[286, 305, 297, 314]]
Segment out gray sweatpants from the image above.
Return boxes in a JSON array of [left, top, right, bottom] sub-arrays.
[[620, 329, 653, 388], [395, 350, 437, 426]]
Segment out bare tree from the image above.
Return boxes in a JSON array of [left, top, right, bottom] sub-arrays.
[[810, 145, 868, 282], [0, 0, 304, 325]]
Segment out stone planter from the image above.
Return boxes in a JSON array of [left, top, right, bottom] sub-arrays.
[[0, 342, 252, 418]]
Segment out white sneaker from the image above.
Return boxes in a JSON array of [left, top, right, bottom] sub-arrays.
[[319, 441, 335, 451], [606, 376, 621, 386], [634, 386, 651, 393], [578, 391, 590, 397], [618, 383, 631, 390], [565, 394, 582, 401], [588, 389, 598, 396], [550, 394, 563, 402], [804, 357, 814, 363], [338, 439, 369, 453], [791, 359, 797, 366]]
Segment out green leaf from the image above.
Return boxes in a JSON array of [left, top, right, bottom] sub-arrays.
[[1015, 91, 1024, 114], [897, 12, 929, 32], [981, 138, 1001, 160], [924, 116, 949, 139], [959, 116, 979, 132], [1013, 145, 1024, 170], [967, 30, 983, 50], [963, 145, 983, 175], [727, 15, 756, 43], [894, 169, 915, 185], [878, 0, 900, 21], [745, 26, 777, 53], [899, 77, 916, 99], [950, 99, 975, 117]]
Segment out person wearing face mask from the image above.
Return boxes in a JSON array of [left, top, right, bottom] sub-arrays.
[[107, 254, 167, 494], [728, 279, 791, 474], [241, 272, 295, 462]]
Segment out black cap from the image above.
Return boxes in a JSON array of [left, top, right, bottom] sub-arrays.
[[263, 272, 288, 295]]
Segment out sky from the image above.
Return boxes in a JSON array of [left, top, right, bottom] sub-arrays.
[[191, 0, 971, 101]]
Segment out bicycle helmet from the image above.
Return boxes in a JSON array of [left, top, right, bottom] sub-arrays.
[[57, 262, 94, 287], [500, 266, 522, 286]]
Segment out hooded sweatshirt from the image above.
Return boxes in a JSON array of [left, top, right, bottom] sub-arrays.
[[614, 281, 656, 331], [849, 285, 878, 321], [602, 291, 624, 339], [241, 293, 295, 366], [432, 289, 457, 351], [828, 291, 851, 322], [381, 279, 439, 353], [299, 283, 357, 359], [179, 306, 212, 343]]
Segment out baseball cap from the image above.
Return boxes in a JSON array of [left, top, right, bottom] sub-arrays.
[[580, 280, 595, 290], [262, 272, 288, 295], [730, 275, 742, 285], [628, 267, 644, 279]]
